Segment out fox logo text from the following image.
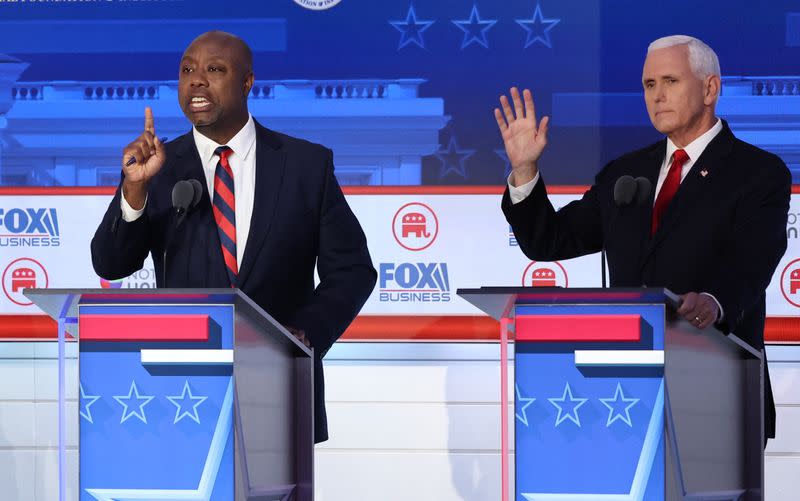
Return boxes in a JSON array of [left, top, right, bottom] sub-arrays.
[[0, 208, 60, 247], [379, 263, 451, 302]]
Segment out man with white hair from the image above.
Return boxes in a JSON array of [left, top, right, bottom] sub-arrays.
[[497, 35, 790, 445]]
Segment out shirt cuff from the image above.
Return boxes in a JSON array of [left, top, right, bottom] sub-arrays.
[[507, 172, 539, 204], [700, 292, 725, 322], [120, 192, 147, 222]]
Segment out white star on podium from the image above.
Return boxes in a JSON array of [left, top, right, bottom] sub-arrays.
[[548, 382, 587, 427], [113, 380, 154, 424], [600, 382, 639, 427], [80, 383, 101, 424], [166, 380, 208, 424], [515, 384, 536, 426]]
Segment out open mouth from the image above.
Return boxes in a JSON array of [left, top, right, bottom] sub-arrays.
[[189, 96, 213, 111]]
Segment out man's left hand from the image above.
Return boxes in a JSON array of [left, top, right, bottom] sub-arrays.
[[284, 325, 312, 348], [677, 292, 719, 330]]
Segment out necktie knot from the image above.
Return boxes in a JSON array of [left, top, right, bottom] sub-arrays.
[[672, 149, 689, 168], [214, 145, 232, 161]]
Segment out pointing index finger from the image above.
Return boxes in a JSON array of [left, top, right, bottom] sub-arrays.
[[144, 106, 155, 134]]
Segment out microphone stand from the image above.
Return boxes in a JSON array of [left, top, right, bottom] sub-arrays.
[[601, 249, 607, 288], [163, 210, 189, 288]]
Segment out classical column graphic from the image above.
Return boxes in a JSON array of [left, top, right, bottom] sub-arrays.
[[0, 54, 28, 185]]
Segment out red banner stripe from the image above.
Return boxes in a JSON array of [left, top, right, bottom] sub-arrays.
[[80, 314, 210, 341], [2, 315, 798, 343], [515, 314, 642, 342]]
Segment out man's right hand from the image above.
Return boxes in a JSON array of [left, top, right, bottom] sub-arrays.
[[494, 87, 550, 187], [121, 107, 166, 210]]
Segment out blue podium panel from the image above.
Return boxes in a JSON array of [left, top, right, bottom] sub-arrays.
[[77, 303, 235, 501], [514, 304, 666, 501]]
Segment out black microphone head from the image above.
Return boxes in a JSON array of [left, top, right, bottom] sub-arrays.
[[613, 175, 637, 207], [171, 180, 195, 214], [634, 177, 653, 206], [188, 179, 203, 208]]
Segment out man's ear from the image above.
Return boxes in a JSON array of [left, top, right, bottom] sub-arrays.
[[704, 74, 721, 106], [243, 71, 254, 97]]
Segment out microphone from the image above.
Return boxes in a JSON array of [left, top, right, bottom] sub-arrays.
[[613, 175, 637, 207], [164, 179, 204, 287], [602, 176, 652, 287], [634, 177, 652, 206], [188, 179, 203, 208], [171, 180, 195, 217]]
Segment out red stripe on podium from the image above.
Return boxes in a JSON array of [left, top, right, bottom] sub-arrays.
[[515, 314, 641, 342], [2, 314, 799, 343], [80, 314, 210, 341]]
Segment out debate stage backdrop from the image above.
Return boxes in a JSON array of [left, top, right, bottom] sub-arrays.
[[1, 2, 800, 501], [0, 2, 798, 332]]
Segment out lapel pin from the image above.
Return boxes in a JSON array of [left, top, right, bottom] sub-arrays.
[[700, 169, 708, 178]]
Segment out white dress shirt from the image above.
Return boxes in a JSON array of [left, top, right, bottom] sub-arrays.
[[506, 118, 725, 318], [121, 114, 258, 268]]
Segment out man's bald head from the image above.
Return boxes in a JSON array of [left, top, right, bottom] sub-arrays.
[[186, 31, 253, 74]]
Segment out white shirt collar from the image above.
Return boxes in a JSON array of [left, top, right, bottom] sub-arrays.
[[665, 118, 723, 164], [192, 114, 257, 164]]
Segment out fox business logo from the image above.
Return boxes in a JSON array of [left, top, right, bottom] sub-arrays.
[[379, 262, 451, 302], [0, 208, 60, 247]]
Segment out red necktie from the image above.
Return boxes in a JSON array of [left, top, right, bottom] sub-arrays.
[[212, 145, 238, 286], [651, 149, 689, 236]]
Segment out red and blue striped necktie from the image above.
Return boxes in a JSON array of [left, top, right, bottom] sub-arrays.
[[212, 145, 238, 286]]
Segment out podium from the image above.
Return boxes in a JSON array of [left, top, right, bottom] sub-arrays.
[[24, 288, 314, 501], [458, 287, 764, 501]]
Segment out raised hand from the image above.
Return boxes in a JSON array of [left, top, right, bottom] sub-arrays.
[[494, 87, 550, 186], [121, 107, 166, 209]]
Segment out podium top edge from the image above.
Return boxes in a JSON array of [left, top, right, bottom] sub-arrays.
[[25, 288, 244, 303], [456, 287, 680, 320], [457, 287, 678, 303]]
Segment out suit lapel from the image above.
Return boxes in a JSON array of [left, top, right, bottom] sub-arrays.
[[238, 122, 287, 289], [632, 142, 664, 267], [642, 121, 735, 262], [173, 132, 208, 196]]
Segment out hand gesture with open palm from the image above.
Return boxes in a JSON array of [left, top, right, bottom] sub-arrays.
[[494, 87, 550, 186]]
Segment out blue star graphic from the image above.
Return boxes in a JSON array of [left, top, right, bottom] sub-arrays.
[[452, 4, 497, 49], [548, 382, 588, 427], [113, 380, 154, 424], [79, 383, 101, 424], [516, 3, 561, 49], [166, 380, 208, 424], [495, 149, 512, 178], [85, 379, 234, 501], [515, 384, 536, 426], [389, 5, 435, 50], [600, 382, 639, 427], [523, 382, 665, 501], [435, 136, 475, 179]]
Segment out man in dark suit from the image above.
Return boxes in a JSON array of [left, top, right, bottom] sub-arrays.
[[91, 31, 377, 443], [496, 35, 790, 444]]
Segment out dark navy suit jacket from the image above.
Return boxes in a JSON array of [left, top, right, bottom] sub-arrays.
[[91, 120, 377, 443], [503, 121, 791, 440]]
